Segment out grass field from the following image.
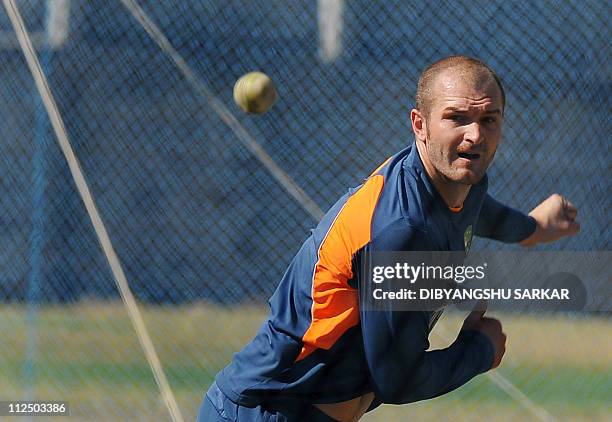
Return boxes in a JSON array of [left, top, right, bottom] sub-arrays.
[[1, 302, 610, 421]]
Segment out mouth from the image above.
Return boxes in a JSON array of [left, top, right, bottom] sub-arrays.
[[457, 152, 481, 160]]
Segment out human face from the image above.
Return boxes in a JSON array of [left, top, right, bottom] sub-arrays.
[[419, 71, 503, 185]]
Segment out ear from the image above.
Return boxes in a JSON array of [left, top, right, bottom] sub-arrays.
[[410, 109, 427, 143]]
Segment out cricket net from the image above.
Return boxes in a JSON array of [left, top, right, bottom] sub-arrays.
[[1, 1, 609, 420]]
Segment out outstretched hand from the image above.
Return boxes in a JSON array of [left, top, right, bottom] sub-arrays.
[[520, 194, 580, 247], [461, 301, 506, 369]]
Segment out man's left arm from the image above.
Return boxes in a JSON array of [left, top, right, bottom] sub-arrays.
[[475, 193, 580, 246]]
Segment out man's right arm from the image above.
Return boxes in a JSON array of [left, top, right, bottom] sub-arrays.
[[475, 194, 536, 242], [475, 193, 579, 245]]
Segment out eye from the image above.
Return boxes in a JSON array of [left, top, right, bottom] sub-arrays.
[[482, 116, 498, 124], [448, 114, 467, 124]]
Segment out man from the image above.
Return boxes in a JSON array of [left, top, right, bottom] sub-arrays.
[[198, 56, 579, 421]]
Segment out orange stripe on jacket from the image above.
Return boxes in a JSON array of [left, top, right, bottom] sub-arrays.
[[368, 156, 392, 177], [296, 175, 385, 361]]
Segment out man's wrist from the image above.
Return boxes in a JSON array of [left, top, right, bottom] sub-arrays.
[[518, 215, 539, 246], [457, 329, 495, 373]]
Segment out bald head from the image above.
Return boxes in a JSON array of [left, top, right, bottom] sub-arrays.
[[416, 56, 505, 120]]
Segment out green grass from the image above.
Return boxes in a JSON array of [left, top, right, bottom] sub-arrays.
[[1, 302, 610, 421]]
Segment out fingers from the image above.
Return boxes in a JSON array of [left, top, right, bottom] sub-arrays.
[[557, 195, 580, 233], [482, 317, 505, 369], [492, 338, 506, 368], [559, 197, 580, 235], [472, 298, 488, 312], [480, 316, 502, 331], [567, 220, 581, 235], [460, 312, 506, 369], [463, 300, 487, 327], [470, 299, 487, 319], [494, 328, 507, 368], [563, 198, 578, 221], [463, 310, 483, 327], [465, 309, 485, 325]]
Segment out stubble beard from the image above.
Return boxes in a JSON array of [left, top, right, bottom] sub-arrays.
[[425, 130, 488, 186]]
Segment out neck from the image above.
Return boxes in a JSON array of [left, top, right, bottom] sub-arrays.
[[415, 141, 471, 208]]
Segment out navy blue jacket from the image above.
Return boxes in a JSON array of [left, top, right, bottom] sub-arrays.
[[216, 144, 535, 409]]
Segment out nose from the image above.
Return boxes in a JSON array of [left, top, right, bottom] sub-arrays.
[[464, 122, 484, 145]]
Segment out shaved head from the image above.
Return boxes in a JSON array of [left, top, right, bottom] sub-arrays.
[[416, 56, 505, 120]]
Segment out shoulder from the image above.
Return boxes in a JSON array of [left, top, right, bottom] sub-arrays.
[[311, 146, 430, 251], [370, 147, 431, 238]]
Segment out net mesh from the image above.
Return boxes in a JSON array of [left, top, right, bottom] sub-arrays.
[[1, 0, 610, 420]]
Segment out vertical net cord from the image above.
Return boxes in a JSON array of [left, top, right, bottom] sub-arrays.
[[23, 3, 53, 406], [2, 1, 185, 421], [119, 0, 325, 222]]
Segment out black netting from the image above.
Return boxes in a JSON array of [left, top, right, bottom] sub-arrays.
[[1, 1, 609, 420]]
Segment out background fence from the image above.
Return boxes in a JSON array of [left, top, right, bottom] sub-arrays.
[[1, 0, 610, 420]]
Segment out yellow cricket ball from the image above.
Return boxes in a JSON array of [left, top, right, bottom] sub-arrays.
[[233, 71, 277, 114]]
